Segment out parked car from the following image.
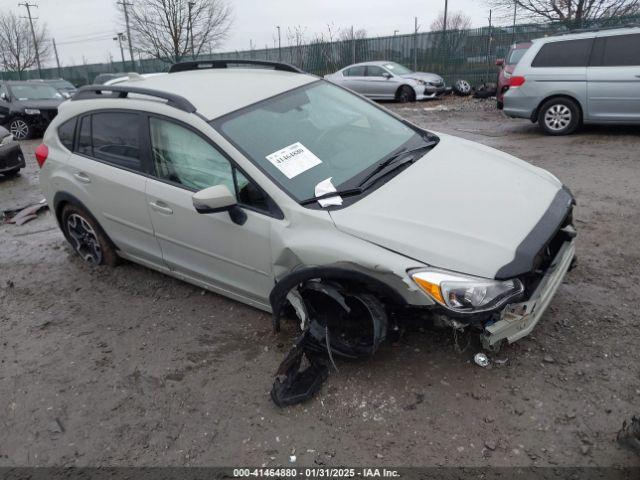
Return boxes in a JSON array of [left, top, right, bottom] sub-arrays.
[[504, 27, 640, 135], [496, 41, 532, 109], [0, 125, 25, 176], [324, 61, 447, 102], [29, 78, 77, 98], [38, 59, 575, 356], [92, 73, 125, 85], [0, 81, 65, 140], [103, 72, 165, 85]]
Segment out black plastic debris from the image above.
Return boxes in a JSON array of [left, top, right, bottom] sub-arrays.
[[271, 280, 388, 407], [617, 416, 640, 454]]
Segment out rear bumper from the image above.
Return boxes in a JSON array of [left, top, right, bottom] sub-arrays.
[[481, 239, 576, 348], [503, 89, 537, 119], [0, 142, 25, 172]]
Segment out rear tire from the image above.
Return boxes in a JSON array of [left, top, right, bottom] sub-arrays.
[[396, 85, 415, 103], [538, 98, 580, 135], [61, 203, 118, 266]]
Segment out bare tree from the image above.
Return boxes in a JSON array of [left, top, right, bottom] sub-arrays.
[[430, 10, 472, 31], [487, 0, 640, 26], [0, 11, 50, 78], [126, 0, 233, 63]]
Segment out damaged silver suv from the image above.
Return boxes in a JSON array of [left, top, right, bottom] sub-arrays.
[[38, 60, 576, 404]]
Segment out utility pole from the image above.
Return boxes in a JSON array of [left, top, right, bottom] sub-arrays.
[[276, 26, 281, 61], [113, 33, 126, 71], [486, 10, 493, 80], [52, 38, 61, 77], [18, 2, 42, 78], [511, 1, 517, 45], [188, 1, 196, 59], [351, 25, 355, 63], [443, 0, 448, 32], [117, 0, 136, 70], [413, 17, 418, 71]]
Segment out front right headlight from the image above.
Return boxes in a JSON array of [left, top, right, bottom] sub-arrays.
[[411, 269, 524, 314]]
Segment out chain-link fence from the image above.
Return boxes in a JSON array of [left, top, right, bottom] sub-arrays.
[[2, 14, 639, 86]]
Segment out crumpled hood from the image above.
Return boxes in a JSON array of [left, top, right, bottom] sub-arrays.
[[402, 72, 444, 84], [329, 133, 565, 279]]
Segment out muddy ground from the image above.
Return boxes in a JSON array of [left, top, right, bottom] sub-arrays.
[[1, 96, 639, 467]]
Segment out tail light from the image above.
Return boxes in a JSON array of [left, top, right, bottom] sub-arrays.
[[35, 144, 49, 168], [509, 76, 526, 87]]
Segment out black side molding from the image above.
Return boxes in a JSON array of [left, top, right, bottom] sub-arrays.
[[495, 185, 575, 279]]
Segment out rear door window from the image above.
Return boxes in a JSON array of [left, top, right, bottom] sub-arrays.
[[590, 34, 640, 66], [531, 38, 593, 67], [91, 112, 141, 170], [344, 66, 365, 76]]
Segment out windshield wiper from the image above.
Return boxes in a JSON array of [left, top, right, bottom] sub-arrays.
[[300, 139, 437, 206], [357, 141, 437, 191]]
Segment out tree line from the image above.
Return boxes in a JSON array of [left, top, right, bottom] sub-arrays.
[[0, 0, 638, 78]]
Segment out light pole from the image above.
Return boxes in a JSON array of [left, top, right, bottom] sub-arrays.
[[188, 1, 196, 59], [276, 26, 281, 61]]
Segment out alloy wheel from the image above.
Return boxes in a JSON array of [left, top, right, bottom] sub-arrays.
[[66, 213, 102, 265], [544, 104, 572, 131], [9, 119, 29, 140], [456, 80, 471, 94]]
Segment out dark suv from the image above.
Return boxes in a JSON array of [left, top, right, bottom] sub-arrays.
[[0, 81, 65, 140]]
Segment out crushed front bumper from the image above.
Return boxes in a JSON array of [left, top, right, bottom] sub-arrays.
[[481, 239, 576, 349]]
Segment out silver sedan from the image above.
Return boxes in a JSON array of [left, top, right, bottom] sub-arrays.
[[324, 61, 447, 102]]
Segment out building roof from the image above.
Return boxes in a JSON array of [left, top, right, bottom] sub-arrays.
[[118, 68, 318, 120]]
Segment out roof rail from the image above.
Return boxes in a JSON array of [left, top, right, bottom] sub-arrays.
[[72, 85, 196, 113], [169, 59, 305, 74], [550, 22, 640, 37]]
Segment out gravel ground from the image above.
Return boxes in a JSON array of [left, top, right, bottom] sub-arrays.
[[1, 100, 639, 468]]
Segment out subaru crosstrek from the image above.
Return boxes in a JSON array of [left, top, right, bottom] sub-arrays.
[[37, 60, 576, 352]]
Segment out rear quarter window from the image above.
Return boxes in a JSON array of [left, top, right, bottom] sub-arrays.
[[531, 38, 593, 67], [57, 118, 76, 151]]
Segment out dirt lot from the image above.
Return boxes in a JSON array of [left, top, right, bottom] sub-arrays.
[[1, 96, 639, 468]]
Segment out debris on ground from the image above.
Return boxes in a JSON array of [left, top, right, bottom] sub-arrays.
[[2, 198, 48, 225], [474, 352, 490, 367], [617, 416, 640, 454], [271, 280, 387, 407]]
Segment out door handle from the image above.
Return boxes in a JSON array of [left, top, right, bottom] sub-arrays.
[[73, 171, 91, 183], [149, 201, 173, 215]]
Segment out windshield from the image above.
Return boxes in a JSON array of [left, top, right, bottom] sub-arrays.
[[507, 46, 529, 65], [383, 62, 413, 75], [9, 84, 62, 100], [214, 81, 422, 202]]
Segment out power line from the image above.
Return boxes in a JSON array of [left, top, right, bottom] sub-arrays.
[[18, 2, 42, 78]]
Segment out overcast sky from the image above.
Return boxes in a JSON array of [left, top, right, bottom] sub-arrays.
[[0, 0, 500, 68]]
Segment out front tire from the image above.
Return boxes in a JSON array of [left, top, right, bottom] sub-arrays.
[[396, 85, 415, 103], [538, 98, 580, 135], [9, 118, 32, 140], [61, 204, 118, 266]]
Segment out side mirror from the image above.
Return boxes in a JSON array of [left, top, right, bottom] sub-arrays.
[[382, 72, 392, 79], [0, 93, 7, 101], [495, 58, 505, 67], [193, 184, 236, 214]]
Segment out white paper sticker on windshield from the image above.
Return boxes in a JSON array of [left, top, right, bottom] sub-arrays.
[[314, 177, 343, 207], [266, 142, 322, 179]]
